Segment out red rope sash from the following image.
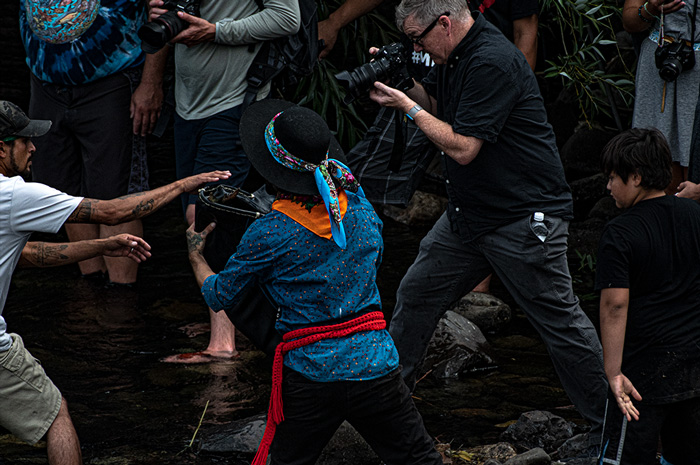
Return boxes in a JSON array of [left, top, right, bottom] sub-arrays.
[[251, 311, 386, 465]]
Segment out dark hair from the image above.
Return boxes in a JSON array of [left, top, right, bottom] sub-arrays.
[[600, 128, 672, 190]]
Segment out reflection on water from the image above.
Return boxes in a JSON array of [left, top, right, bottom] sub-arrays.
[[2, 202, 588, 464]]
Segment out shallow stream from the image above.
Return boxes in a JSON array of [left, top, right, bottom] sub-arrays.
[[2, 198, 595, 464]]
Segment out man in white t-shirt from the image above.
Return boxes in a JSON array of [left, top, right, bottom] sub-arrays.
[[0, 100, 230, 465]]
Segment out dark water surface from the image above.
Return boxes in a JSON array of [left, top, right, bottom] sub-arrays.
[[2, 198, 593, 464]]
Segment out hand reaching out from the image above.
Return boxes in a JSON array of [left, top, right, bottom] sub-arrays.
[[180, 170, 231, 194], [102, 234, 152, 263]]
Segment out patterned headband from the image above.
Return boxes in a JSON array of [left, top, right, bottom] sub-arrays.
[[264, 111, 364, 248]]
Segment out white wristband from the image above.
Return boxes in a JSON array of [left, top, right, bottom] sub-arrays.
[[406, 104, 423, 120]]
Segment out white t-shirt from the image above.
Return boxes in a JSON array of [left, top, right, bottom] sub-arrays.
[[0, 175, 82, 350]]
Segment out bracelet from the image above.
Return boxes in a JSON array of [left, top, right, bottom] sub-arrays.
[[406, 104, 423, 120]]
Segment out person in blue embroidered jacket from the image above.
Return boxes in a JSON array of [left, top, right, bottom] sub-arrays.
[[184, 99, 443, 465]]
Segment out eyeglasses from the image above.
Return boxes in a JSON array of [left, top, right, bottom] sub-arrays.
[[408, 11, 450, 46], [1, 136, 18, 143]]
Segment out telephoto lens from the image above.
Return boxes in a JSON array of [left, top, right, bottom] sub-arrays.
[[138, 10, 186, 54], [335, 42, 412, 104]]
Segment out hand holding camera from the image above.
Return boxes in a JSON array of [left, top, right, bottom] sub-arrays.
[[652, 0, 697, 81], [141, 0, 208, 53], [334, 42, 414, 104]]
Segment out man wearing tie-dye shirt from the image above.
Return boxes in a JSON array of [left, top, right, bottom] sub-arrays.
[[19, 0, 167, 285]]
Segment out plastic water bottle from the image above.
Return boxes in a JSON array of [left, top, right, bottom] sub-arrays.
[[532, 212, 548, 242]]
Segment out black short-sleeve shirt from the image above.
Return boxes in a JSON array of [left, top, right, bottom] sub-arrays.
[[595, 195, 700, 404], [422, 13, 572, 241]]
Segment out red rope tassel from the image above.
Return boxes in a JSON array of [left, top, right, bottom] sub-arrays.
[[251, 311, 386, 465]]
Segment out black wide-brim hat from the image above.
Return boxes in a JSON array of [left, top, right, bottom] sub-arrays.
[[240, 99, 346, 196]]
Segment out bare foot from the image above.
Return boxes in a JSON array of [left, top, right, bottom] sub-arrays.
[[160, 350, 240, 364]]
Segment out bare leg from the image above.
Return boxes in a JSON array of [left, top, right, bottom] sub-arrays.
[[64, 224, 106, 276], [101, 220, 143, 284], [162, 205, 239, 363], [46, 398, 82, 465], [206, 308, 237, 356]]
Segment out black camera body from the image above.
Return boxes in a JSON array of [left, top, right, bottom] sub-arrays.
[[138, 0, 200, 54], [655, 40, 696, 82], [335, 42, 414, 104]]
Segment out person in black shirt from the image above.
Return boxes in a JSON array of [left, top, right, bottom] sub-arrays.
[[596, 128, 700, 465], [369, 0, 607, 456]]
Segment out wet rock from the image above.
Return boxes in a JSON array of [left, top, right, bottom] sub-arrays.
[[200, 416, 380, 464], [556, 433, 593, 462], [382, 191, 447, 226], [503, 447, 551, 465], [450, 292, 512, 334], [199, 413, 266, 456], [462, 442, 517, 463], [500, 410, 574, 453], [421, 310, 497, 379]]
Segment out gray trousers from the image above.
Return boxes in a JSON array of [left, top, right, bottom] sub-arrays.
[[388, 212, 607, 445]]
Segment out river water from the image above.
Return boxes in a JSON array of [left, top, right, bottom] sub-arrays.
[[1, 150, 597, 464]]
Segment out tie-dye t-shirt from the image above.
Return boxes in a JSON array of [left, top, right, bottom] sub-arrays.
[[20, 0, 146, 85]]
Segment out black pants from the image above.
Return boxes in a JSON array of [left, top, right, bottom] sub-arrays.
[[269, 367, 442, 465], [600, 393, 700, 465]]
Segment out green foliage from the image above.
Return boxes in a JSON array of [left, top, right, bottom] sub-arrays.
[[575, 249, 597, 273], [276, 0, 401, 150], [540, 0, 635, 127]]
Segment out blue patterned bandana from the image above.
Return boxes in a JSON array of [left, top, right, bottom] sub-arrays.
[[264, 111, 365, 249]]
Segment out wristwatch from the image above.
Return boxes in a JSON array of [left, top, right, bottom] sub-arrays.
[[406, 104, 423, 120]]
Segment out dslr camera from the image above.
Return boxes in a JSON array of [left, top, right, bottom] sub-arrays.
[[138, 0, 200, 54], [335, 42, 414, 104], [655, 39, 695, 82]]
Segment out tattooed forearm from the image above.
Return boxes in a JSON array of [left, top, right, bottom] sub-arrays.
[[67, 200, 96, 223], [131, 199, 155, 216], [29, 243, 70, 267]]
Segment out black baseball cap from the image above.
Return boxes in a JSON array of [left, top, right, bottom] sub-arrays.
[[0, 101, 51, 140]]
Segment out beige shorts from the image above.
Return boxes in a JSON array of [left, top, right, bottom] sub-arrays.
[[0, 333, 62, 444]]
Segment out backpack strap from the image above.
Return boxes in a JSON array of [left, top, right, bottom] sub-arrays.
[[243, 41, 286, 110]]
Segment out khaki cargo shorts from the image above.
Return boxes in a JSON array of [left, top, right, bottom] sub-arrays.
[[0, 333, 61, 444]]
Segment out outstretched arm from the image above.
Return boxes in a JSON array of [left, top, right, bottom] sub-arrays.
[[66, 170, 230, 225], [18, 234, 151, 268], [600, 287, 642, 421]]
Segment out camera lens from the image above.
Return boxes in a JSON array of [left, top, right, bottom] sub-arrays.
[[660, 58, 683, 82], [138, 11, 186, 54], [335, 58, 392, 104]]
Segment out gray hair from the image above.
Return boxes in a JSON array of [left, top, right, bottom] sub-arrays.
[[395, 0, 471, 32]]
